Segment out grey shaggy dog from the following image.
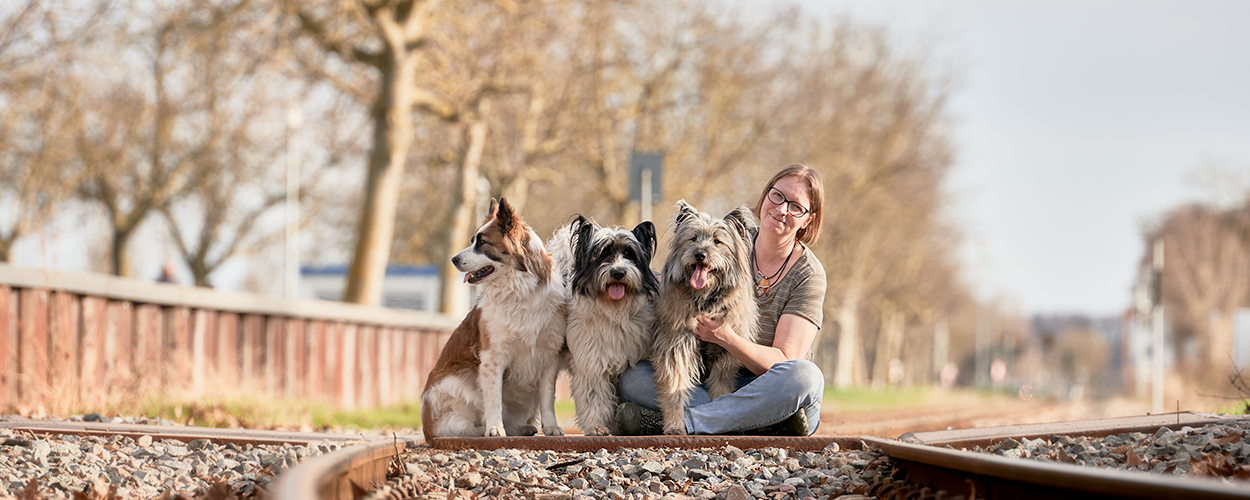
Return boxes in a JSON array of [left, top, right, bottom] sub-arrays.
[[651, 200, 760, 435]]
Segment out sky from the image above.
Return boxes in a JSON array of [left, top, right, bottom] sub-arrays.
[[785, 0, 1250, 316]]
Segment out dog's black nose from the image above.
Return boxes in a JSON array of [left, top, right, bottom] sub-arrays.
[[694, 251, 706, 262], [452, 255, 462, 267], [611, 269, 626, 280]]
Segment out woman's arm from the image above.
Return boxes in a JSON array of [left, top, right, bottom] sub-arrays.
[[695, 313, 818, 376]]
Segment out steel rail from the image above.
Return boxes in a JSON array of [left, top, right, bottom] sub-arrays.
[[427, 434, 865, 453], [0, 418, 371, 447], [865, 435, 1250, 500], [272, 436, 421, 500]]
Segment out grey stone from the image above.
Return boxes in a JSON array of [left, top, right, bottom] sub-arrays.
[[456, 472, 483, 488], [723, 484, 750, 500]]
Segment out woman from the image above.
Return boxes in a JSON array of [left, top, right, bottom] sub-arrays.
[[617, 164, 828, 435]]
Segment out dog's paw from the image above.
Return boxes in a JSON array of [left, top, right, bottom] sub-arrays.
[[543, 425, 565, 437], [583, 425, 611, 436], [663, 423, 687, 435], [485, 425, 506, 437]]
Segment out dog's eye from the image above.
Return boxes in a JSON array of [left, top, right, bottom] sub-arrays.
[[713, 238, 723, 245], [690, 236, 698, 242], [624, 248, 636, 259]]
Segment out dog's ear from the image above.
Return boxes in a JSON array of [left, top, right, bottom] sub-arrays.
[[674, 199, 698, 226], [724, 205, 756, 242], [570, 215, 596, 295], [632, 220, 657, 260], [496, 198, 519, 235], [633, 220, 661, 297], [572, 215, 595, 269]]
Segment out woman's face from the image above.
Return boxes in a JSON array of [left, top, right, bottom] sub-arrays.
[[761, 175, 813, 239]]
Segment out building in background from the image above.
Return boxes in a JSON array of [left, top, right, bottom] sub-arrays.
[[300, 265, 441, 313], [1237, 309, 1250, 370]]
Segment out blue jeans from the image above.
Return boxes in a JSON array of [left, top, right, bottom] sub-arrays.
[[617, 359, 824, 435]]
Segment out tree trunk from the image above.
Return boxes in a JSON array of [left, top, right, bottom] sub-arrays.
[[834, 278, 864, 388], [872, 302, 905, 388], [440, 112, 490, 316], [111, 227, 134, 277], [344, 53, 415, 306], [0, 237, 13, 263]]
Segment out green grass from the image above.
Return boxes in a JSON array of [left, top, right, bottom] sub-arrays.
[[120, 395, 583, 432], [96, 387, 1014, 432], [821, 386, 1003, 413], [128, 395, 424, 432]]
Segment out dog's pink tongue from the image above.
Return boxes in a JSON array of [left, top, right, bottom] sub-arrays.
[[691, 265, 709, 290], [608, 283, 626, 300]]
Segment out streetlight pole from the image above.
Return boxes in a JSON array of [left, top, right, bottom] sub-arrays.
[[284, 104, 303, 300], [1151, 239, 1164, 414]]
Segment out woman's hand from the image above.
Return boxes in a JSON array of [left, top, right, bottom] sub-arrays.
[[695, 315, 733, 346]]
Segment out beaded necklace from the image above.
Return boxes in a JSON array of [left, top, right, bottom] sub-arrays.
[[753, 235, 797, 297]]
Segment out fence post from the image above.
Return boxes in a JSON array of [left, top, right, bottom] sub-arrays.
[[0, 285, 12, 410], [18, 289, 49, 411]]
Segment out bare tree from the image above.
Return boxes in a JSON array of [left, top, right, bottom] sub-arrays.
[[139, 0, 337, 288], [288, 0, 451, 306], [73, 2, 240, 277], [763, 18, 955, 388], [1146, 204, 1250, 387], [0, 0, 110, 262]]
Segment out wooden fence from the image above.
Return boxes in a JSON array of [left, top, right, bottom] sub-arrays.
[[0, 263, 460, 415]]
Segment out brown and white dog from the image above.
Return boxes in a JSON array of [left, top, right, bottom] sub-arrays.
[[421, 198, 567, 441]]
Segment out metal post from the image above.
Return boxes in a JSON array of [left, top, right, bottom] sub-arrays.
[[640, 167, 652, 224], [284, 104, 303, 300], [1151, 239, 1164, 414], [976, 302, 988, 389]]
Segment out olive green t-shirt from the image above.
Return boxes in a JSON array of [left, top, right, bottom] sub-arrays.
[[750, 227, 827, 360]]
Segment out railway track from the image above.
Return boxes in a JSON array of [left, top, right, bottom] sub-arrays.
[[4, 412, 1250, 499], [270, 412, 1250, 500]]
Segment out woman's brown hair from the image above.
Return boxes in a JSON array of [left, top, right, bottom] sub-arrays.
[[753, 164, 825, 245]]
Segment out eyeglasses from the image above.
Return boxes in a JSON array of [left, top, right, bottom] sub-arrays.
[[767, 187, 810, 218]]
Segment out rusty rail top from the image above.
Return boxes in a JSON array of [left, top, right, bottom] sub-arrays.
[[428, 434, 865, 452], [867, 435, 1250, 500], [0, 418, 377, 447], [899, 412, 1245, 450]]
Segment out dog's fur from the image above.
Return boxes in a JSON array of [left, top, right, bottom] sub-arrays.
[[651, 200, 760, 435], [420, 198, 567, 441], [549, 216, 659, 435]]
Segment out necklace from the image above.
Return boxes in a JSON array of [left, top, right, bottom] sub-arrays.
[[753, 236, 798, 297]]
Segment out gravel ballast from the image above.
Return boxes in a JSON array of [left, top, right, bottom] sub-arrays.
[[969, 420, 1250, 480], [0, 423, 347, 499], [374, 444, 889, 500]]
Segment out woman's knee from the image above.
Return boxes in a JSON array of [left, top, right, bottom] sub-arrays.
[[777, 359, 825, 400], [617, 360, 657, 404]]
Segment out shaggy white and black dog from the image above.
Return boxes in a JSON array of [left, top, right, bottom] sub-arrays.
[[651, 200, 760, 435], [549, 215, 659, 435], [421, 198, 566, 441]]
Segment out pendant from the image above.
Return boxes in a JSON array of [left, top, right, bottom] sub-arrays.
[[755, 283, 769, 297]]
